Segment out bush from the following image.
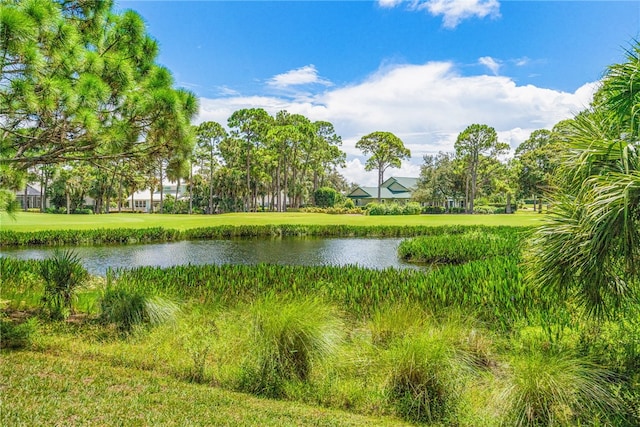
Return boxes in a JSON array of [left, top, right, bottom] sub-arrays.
[[367, 202, 422, 216], [39, 249, 88, 320], [402, 202, 422, 215], [342, 198, 355, 209], [388, 203, 403, 215], [422, 206, 445, 214], [314, 187, 339, 208], [366, 203, 387, 216], [72, 208, 93, 214], [473, 205, 497, 214]]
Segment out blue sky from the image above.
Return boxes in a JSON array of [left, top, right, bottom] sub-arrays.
[[118, 0, 640, 185]]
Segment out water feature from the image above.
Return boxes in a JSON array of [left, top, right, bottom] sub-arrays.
[[1, 237, 419, 276]]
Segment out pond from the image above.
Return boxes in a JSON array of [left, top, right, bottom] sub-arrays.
[[1, 237, 420, 276]]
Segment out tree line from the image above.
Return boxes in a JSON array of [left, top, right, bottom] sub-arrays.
[[414, 123, 562, 214]]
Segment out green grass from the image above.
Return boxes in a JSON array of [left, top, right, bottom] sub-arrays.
[[1, 210, 542, 232], [2, 350, 410, 426]]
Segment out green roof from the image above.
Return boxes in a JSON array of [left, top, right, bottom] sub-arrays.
[[382, 177, 418, 191]]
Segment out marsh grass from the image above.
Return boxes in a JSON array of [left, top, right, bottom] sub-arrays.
[[384, 327, 470, 424], [99, 279, 179, 333], [235, 297, 344, 398], [496, 351, 618, 426]]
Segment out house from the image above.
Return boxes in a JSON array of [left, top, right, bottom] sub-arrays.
[[347, 177, 418, 206], [124, 184, 188, 212], [15, 184, 47, 210]]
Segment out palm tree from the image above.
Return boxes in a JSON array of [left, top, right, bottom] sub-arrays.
[[527, 43, 640, 317]]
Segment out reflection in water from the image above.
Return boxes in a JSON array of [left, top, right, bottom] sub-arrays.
[[1, 237, 419, 276]]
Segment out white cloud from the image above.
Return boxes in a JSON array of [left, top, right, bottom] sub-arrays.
[[267, 65, 332, 89], [378, 0, 501, 28], [478, 56, 501, 75], [216, 86, 241, 96], [196, 61, 596, 186], [378, 0, 404, 7], [420, 0, 501, 28]]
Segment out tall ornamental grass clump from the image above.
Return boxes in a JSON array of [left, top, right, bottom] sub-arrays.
[[384, 329, 468, 424], [39, 249, 88, 319], [236, 297, 344, 398], [99, 277, 179, 333], [497, 351, 618, 426]]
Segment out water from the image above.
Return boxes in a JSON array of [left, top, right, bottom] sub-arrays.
[[0, 237, 419, 276]]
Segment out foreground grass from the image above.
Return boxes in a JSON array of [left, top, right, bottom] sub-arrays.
[[2, 350, 409, 426], [1, 210, 542, 232]]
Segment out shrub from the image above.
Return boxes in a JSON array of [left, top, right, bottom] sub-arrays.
[[314, 187, 339, 208], [342, 198, 355, 209], [366, 203, 387, 216], [422, 206, 445, 214], [402, 202, 422, 215], [388, 203, 403, 215], [72, 208, 93, 214], [237, 297, 343, 398], [39, 249, 88, 320], [473, 205, 497, 214]]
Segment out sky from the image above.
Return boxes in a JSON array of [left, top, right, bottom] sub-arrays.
[[118, 0, 640, 186]]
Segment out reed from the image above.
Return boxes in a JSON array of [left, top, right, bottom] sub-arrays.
[[398, 228, 527, 264]]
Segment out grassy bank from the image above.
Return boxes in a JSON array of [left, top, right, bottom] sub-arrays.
[[3, 349, 409, 426], [0, 220, 534, 247], [1, 210, 542, 232]]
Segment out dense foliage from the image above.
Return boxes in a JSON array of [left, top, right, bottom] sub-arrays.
[[0, 0, 198, 209]]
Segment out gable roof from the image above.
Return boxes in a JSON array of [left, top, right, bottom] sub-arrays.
[[347, 186, 412, 200], [381, 177, 418, 192], [15, 184, 41, 196]]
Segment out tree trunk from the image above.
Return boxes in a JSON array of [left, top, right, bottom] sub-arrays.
[[66, 191, 70, 215], [377, 167, 383, 203], [189, 164, 193, 215], [209, 155, 214, 214], [506, 192, 512, 214], [175, 178, 181, 213], [470, 168, 477, 214], [23, 185, 28, 211], [150, 182, 154, 214], [159, 162, 164, 214], [117, 176, 123, 213], [276, 162, 282, 212]]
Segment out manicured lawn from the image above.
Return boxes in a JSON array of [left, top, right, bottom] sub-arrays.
[[1, 210, 542, 232]]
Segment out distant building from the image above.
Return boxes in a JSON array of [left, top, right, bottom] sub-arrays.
[[346, 177, 418, 206], [124, 184, 188, 212], [15, 184, 46, 210]]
